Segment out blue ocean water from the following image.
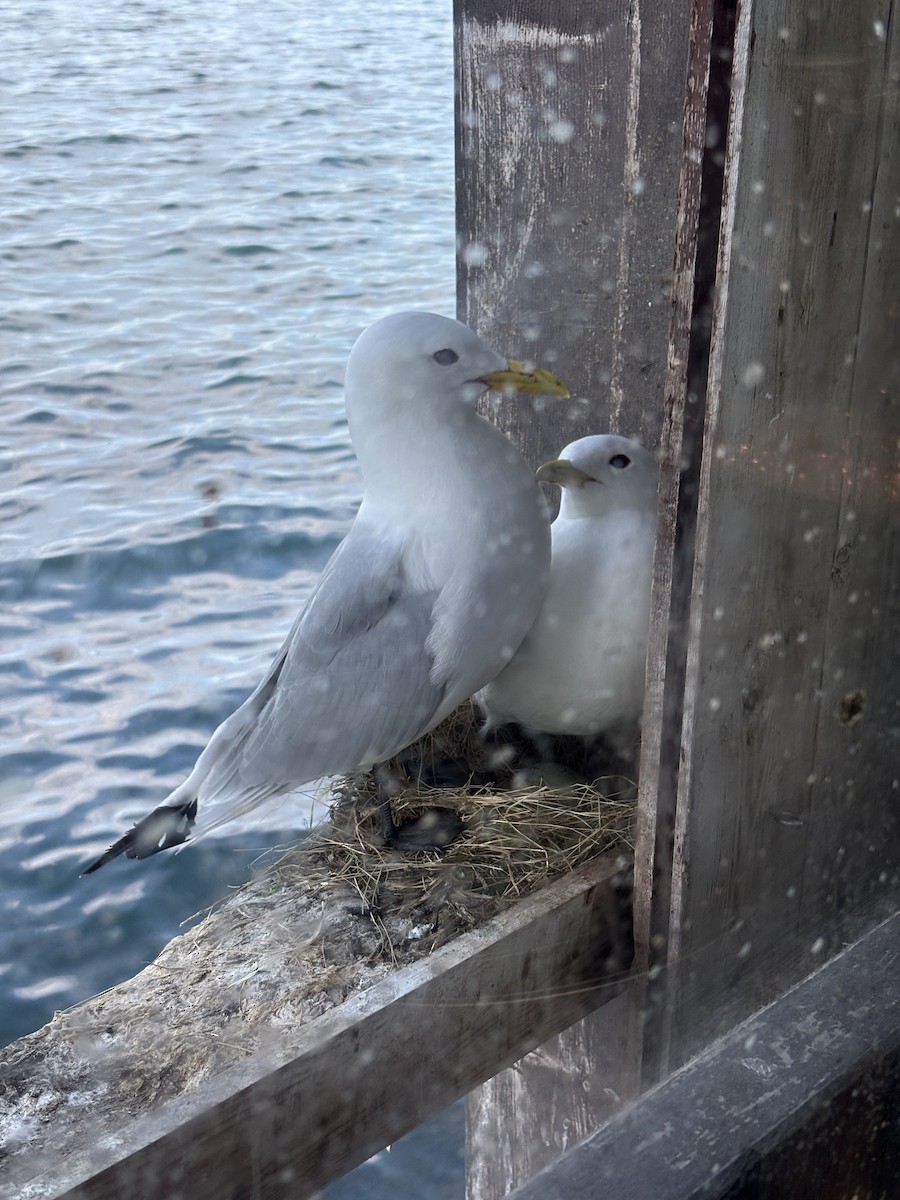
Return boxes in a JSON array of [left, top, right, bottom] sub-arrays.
[[1, 0, 462, 1191]]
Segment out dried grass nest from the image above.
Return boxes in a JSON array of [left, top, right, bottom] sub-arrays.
[[271, 702, 637, 956]]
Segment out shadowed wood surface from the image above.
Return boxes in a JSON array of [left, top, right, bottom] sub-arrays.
[[630, 0, 726, 1089], [462, 0, 899, 1190], [505, 911, 900, 1200], [4, 855, 631, 1200], [668, 0, 900, 1066]]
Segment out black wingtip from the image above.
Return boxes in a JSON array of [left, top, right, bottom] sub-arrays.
[[81, 843, 123, 876], [80, 799, 198, 876]]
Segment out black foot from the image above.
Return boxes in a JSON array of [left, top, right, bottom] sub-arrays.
[[372, 763, 465, 853], [379, 801, 464, 851]]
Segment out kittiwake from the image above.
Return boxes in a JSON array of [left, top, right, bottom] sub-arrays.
[[476, 434, 658, 739], [82, 311, 568, 872]]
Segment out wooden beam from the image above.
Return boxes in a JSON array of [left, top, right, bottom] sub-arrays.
[[466, 992, 633, 1199], [505, 910, 900, 1200], [7, 855, 631, 1200], [630, 0, 729, 1088], [454, 0, 698, 461], [455, 3, 717, 1190], [666, 0, 900, 1066]]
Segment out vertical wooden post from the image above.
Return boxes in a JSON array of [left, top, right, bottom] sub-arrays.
[[465, 993, 633, 1200], [455, 1, 717, 1194], [455, 0, 700, 459], [629, 0, 732, 1088], [663, 0, 900, 1066], [459, 0, 899, 1192]]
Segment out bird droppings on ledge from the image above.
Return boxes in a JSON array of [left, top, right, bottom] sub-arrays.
[[0, 703, 635, 1185]]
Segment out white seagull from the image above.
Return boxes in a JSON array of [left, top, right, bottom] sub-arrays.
[[476, 434, 658, 741], [83, 312, 567, 872]]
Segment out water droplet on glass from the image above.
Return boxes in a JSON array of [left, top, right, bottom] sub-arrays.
[[549, 118, 575, 143], [462, 242, 487, 267]]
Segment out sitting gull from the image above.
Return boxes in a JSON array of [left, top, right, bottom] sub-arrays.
[[83, 311, 568, 872], [476, 434, 658, 742]]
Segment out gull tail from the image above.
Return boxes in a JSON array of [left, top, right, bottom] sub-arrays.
[[81, 798, 198, 875]]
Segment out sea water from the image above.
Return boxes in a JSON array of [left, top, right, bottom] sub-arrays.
[[1, 0, 462, 1192]]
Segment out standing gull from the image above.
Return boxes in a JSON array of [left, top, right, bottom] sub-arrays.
[[83, 312, 568, 872], [477, 434, 658, 741]]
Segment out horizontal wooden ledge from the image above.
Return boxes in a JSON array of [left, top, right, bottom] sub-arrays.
[[11, 852, 633, 1200], [507, 909, 900, 1200]]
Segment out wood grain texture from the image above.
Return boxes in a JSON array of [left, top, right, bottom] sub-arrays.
[[8, 856, 631, 1200], [454, 0, 692, 465], [668, 0, 900, 1065], [631, 0, 722, 1086], [457, 4, 714, 1193], [465, 993, 632, 1199], [505, 911, 900, 1200]]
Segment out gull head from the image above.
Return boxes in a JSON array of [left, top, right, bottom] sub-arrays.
[[537, 434, 658, 518], [345, 311, 568, 428]]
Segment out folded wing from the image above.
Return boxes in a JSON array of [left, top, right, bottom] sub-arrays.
[[84, 521, 446, 867]]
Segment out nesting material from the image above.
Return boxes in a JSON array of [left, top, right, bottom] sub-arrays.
[[290, 714, 635, 955], [0, 704, 635, 1187]]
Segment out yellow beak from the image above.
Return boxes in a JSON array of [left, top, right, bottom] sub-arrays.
[[535, 458, 599, 488], [479, 359, 570, 398]]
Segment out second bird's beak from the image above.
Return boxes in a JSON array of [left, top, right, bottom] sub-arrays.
[[480, 359, 570, 398], [535, 458, 599, 488]]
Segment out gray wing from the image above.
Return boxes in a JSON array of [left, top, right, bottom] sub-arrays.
[[177, 520, 446, 835]]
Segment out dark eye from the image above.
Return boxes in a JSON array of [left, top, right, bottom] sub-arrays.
[[433, 347, 459, 366], [609, 453, 631, 469]]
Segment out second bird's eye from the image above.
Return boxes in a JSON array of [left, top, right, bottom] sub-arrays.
[[609, 454, 631, 469], [433, 348, 459, 366]]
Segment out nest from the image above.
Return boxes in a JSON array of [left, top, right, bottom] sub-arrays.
[[0, 705, 637, 1181], [270, 702, 637, 958]]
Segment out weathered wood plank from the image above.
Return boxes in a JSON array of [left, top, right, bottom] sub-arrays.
[[8, 855, 631, 1200], [799, 0, 900, 944], [455, 0, 694, 463], [667, 0, 900, 1064], [465, 992, 632, 1199], [505, 910, 900, 1200], [631, 0, 730, 1087], [727, 1052, 900, 1200], [455, 4, 712, 1192]]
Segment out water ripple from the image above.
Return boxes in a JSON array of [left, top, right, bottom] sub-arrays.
[[0, 13, 459, 1193]]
